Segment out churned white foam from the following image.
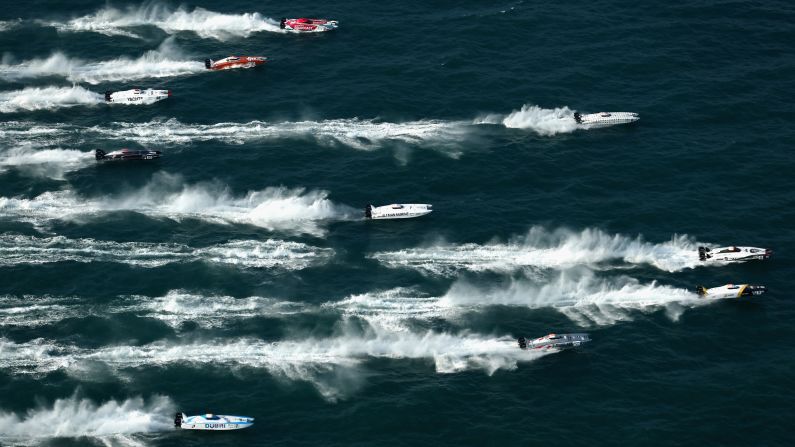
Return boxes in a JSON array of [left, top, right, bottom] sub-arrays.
[[0, 173, 356, 235], [0, 234, 333, 269], [0, 329, 548, 400], [51, 3, 284, 40], [89, 118, 464, 151], [324, 288, 452, 331], [0, 146, 93, 179], [0, 20, 21, 32], [0, 118, 469, 154], [0, 290, 308, 328], [442, 270, 703, 326], [371, 226, 706, 275], [0, 38, 204, 84], [121, 290, 309, 328], [475, 104, 579, 136], [0, 296, 80, 327], [0, 393, 174, 441], [0, 86, 104, 113]]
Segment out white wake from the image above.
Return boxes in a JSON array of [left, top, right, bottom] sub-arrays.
[[0, 38, 204, 84], [371, 226, 707, 275], [0, 146, 93, 179], [0, 173, 356, 235], [0, 393, 174, 442], [0, 328, 550, 400], [49, 3, 285, 40], [0, 86, 104, 113]]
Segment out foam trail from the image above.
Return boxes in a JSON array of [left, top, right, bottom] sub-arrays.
[[328, 272, 703, 327], [0, 173, 356, 235], [475, 104, 579, 136], [0, 393, 174, 442], [0, 329, 549, 400], [0, 118, 469, 155], [0, 20, 21, 32], [49, 3, 285, 40], [371, 226, 707, 275], [0, 291, 308, 328], [0, 234, 333, 269], [0, 146, 94, 179], [443, 271, 703, 326], [0, 38, 204, 84], [121, 290, 309, 328], [325, 288, 450, 331], [0, 86, 104, 113]]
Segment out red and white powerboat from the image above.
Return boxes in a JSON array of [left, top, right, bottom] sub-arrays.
[[280, 18, 338, 33], [204, 56, 267, 71]]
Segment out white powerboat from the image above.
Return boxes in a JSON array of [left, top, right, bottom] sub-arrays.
[[105, 88, 170, 104], [518, 333, 591, 350], [175, 413, 254, 431], [574, 112, 639, 128], [696, 284, 767, 299], [365, 203, 433, 220], [699, 246, 772, 263]]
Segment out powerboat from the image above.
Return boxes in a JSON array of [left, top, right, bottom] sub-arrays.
[[518, 333, 591, 350], [96, 148, 161, 161], [699, 246, 772, 263], [174, 413, 254, 431], [280, 17, 338, 32], [105, 88, 170, 104], [205, 56, 267, 71], [574, 112, 639, 128], [365, 203, 433, 220], [696, 284, 767, 299]]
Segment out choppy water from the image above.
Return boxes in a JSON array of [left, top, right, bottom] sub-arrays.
[[1, 1, 794, 446]]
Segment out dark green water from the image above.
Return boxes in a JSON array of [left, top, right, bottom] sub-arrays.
[[0, 1, 793, 446]]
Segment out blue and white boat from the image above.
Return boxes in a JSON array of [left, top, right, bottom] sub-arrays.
[[175, 412, 254, 430]]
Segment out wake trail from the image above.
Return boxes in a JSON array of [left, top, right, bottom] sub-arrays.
[[0, 234, 333, 269], [0, 146, 93, 179], [371, 226, 708, 275], [0, 86, 103, 113], [0, 38, 204, 84], [45, 3, 285, 40], [0, 393, 174, 443], [0, 328, 551, 400], [0, 290, 309, 328], [0, 173, 357, 236]]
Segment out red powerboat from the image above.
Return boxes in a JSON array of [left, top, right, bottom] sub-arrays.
[[280, 18, 338, 33], [205, 56, 267, 71]]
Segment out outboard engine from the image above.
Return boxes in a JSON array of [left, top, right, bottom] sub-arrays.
[[104, 90, 112, 102], [174, 413, 183, 428], [517, 337, 527, 349], [280, 18, 286, 29], [95, 149, 106, 160], [204, 59, 212, 69], [573, 112, 582, 124], [698, 246, 709, 261], [364, 205, 372, 219]]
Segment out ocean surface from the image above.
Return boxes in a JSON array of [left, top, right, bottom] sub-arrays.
[[0, 1, 793, 446]]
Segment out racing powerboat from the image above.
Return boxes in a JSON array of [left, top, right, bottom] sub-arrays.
[[174, 413, 254, 431], [699, 246, 772, 263], [696, 284, 767, 299], [518, 333, 591, 350], [96, 148, 161, 161], [205, 56, 267, 71], [105, 88, 170, 105], [365, 203, 433, 220], [280, 17, 338, 32], [574, 112, 639, 128]]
